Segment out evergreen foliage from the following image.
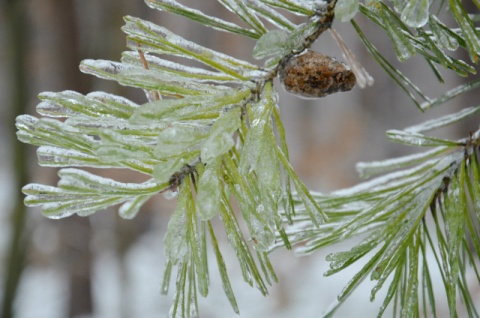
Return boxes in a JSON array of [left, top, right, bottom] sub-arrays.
[[15, 0, 480, 316]]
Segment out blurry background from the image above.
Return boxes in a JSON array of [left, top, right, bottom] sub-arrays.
[[0, 1, 478, 317]]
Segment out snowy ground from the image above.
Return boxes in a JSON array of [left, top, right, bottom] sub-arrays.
[[11, 232, 392, 318]]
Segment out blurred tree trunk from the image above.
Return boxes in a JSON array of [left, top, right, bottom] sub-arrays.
[[1, 0, 30, 316], [30, 0, 93, 316], [40, 0, 93, 316]]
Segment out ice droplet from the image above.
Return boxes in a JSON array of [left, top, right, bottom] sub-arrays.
[[390, 31, 415, 62], [251, 219, 275, 252], [158, 124, 207, 144], [256, 204, 264, 214], [162, 189, 178, 200], [201, 108, 241, 162], [401, 0, 430, 28], [201, 131, 234, 163], [153, 158, 185, 183], [196, 166, 221, 220], [119, 195, 151, 219], [334, 0, 359, 22], [252, 29, 290, 60], [164, 191, 189, 262], [429, 15, 459, 51]]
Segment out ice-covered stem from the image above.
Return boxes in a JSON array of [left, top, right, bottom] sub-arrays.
[[430, 131, 480, 211], [254, 0, 338, 82], [160, 161, 199, 195], [302, 0, 338, 51], [155, 0, 339, 188], [158, 0, 344, 215]]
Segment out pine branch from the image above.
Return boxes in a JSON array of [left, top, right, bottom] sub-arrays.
[[278, 112, 480, 317], [15, 0, 480, 317]]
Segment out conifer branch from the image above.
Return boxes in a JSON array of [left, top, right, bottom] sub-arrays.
[[15, 0, 480, 316]]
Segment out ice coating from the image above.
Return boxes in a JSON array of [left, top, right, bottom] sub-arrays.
[[336, 152, 463, 197], [245, 0, 296, 31], [356, 146, 450, 179], [36, 90, 139, 119], [218, 0, 266, 34], [122, 51, 241, 83], [37, 146, 105, 167], [387, 130, 460, 147], [123, 16, 260, 79], [15, 115, 39, 143], [36, 101, 78, 117], [87, 91, 139, 118], [146, 0, 261, 41], [404, 106, 480, 133], [80, 59, 125, 79], [21, 182, 138, 219]]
